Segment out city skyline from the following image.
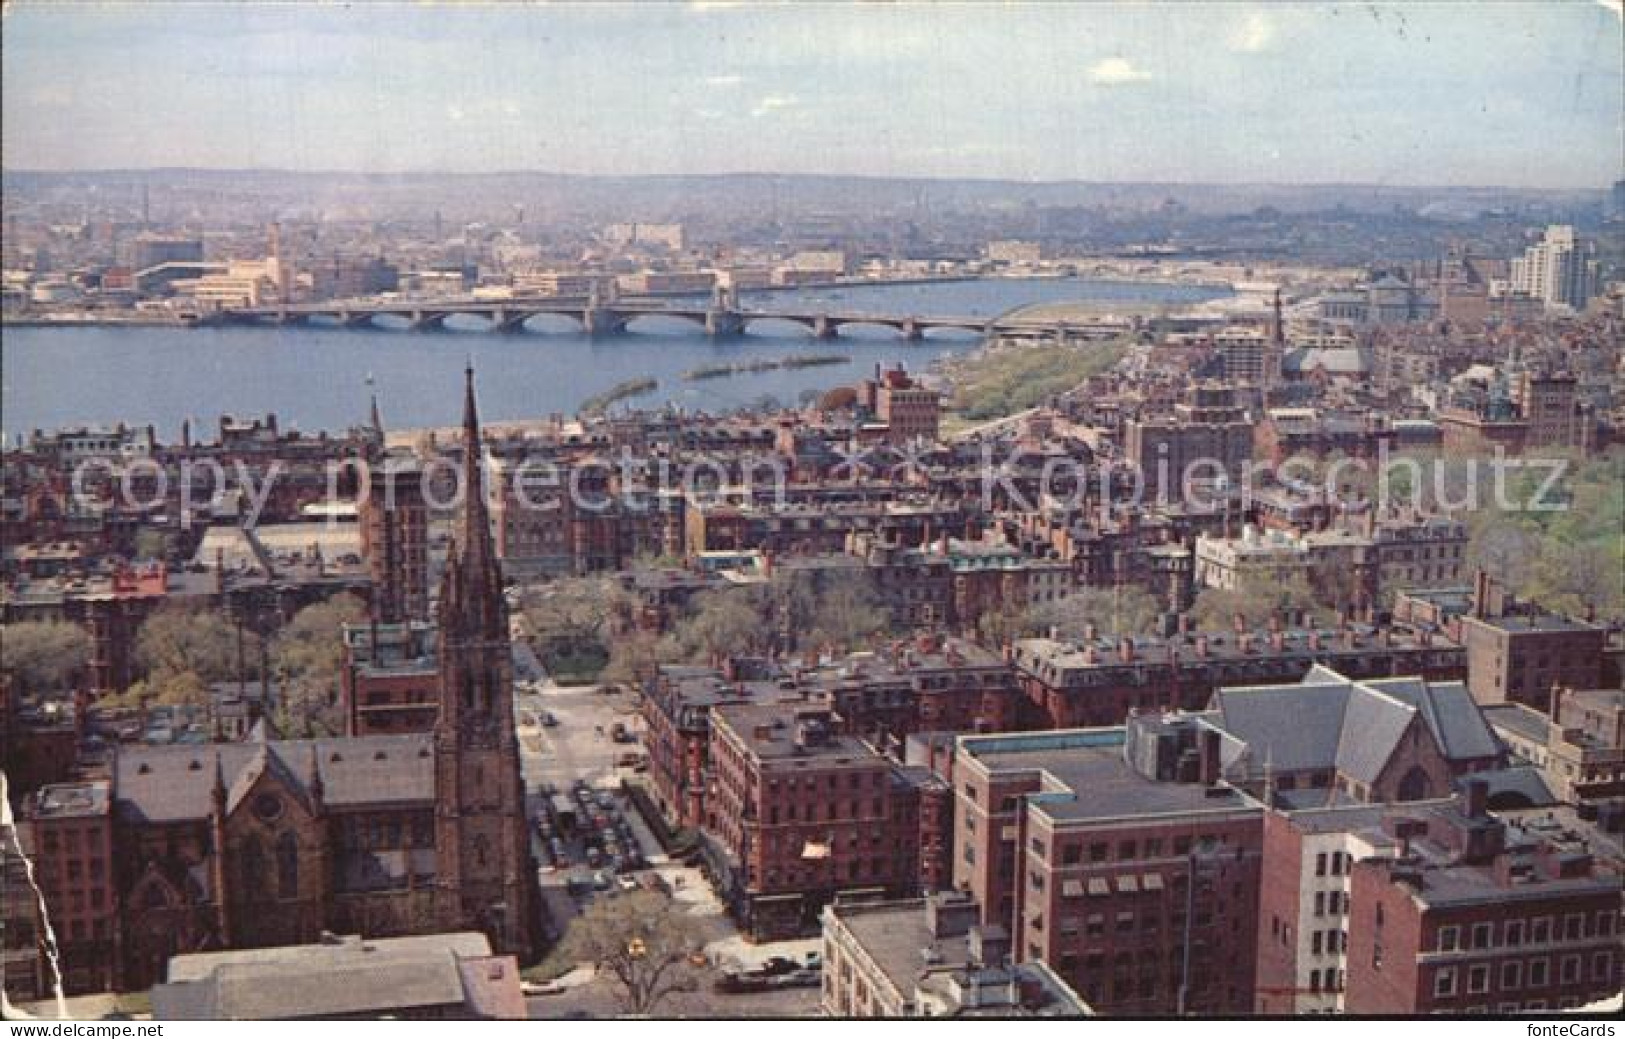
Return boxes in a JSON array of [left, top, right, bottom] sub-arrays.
[[3, 1, 1622, 189]]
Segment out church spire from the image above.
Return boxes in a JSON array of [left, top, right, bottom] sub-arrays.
[[438, 365, 504, 642], [367, 372, 384, 440], [457, 363, 496, 570]]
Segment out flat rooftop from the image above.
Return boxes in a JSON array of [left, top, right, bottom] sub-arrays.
[[959, 730, 1257, 825], [713, 701, 879, 766]]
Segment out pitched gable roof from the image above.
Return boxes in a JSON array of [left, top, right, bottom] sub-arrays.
[[1208, 669, 1502, 789], [115, 735, 433, 824]]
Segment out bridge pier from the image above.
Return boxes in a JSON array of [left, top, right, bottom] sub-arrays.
[[489, 309, 533, 334], [337, 310, 375, 329], [582, 307, 628, 337], [273, 309, 308, 327], [409, 310, 450, 331], [704, 308, 744, 337], [900, 317, 923, 342], [812, 314, 838, 339]]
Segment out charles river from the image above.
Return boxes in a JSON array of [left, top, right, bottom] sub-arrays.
[[2, 278, 1226, 442]]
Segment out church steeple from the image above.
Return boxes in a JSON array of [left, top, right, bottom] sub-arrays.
[[431, 366, 534, 958], [438, 364, 505, 645]]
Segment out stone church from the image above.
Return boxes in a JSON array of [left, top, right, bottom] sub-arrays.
[[109, 369, 537, 990]]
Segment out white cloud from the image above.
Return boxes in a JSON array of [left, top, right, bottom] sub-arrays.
[[1087, 57, 1150, 86], [1229, 10, 1278, 53], [750, 94, 798, 118], [704, 74, 744, 87]]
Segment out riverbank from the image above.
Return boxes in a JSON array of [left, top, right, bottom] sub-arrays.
[[2, 312, 192, 328]]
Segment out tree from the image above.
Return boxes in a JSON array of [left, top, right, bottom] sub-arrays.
[[1025, 585, 1164, 638], [1191, 571, 1327, 630], [667, 570, 893, 663], [522, 575, 634, 675], [601, 627, 664, 687], [0, 620, 91, 695], [552, 890, 704, 1016], [270, 593, 368, 737], [668, 588, 767, 662], [134, 604, 259, 689], [133, 528, 173, 562]]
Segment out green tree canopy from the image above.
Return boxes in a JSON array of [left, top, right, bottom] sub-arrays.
[[0, 620, 91, 695]]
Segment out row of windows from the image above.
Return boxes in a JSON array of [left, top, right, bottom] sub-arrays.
[[1437, 911, 1617, 952], [1313, 890, 1347, 917], [1054, 834, 1218, 866], [1435, 951, 1615, 997], [1314, 850, 1350, 876]]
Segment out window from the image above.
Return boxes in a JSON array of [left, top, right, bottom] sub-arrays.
[[1090, 842, 1108, 863], [1531, 918, 1551, 944], [1062, 843, 1082, 866], [1528, 959, 1549, 987], [1471, 922, 1493, 949], [1031, 837, 1047, 856], [1434, 967, 1457, 997], [276, 831, 299, 899], [1596, 912, 1617, 937], [1501, 961, 1522, 990], [1468, 965, 1490, 994], [1315, 853, 1328, 877], [1438, 925, 1459, 952], [1312, 931, 1323, 955], [1331, 851, 1346, 875], [1559, 955, 1581, 985], [1505, 920, 1525, 947], [1563, 914, 1584, 941], [1314, 892, 1326, 917], [1118, 840, 1137, 860], [1593, 952, 1614, 983], [1309, 969, 1322, 993]]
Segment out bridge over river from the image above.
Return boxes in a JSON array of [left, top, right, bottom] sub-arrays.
[[206, 294, 1132, 342]]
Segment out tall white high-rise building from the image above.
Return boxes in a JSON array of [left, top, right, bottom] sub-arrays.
[[1507, 224, 1599, 311]]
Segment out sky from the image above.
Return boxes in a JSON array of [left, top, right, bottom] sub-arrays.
[[2, 1, 1621, 188]]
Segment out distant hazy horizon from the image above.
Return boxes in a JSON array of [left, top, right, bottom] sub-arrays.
[[4, 1, 1620, 190], [0, 167, 1614, 195]]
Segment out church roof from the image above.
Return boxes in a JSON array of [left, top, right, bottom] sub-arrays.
[[114, 735, 433, 824], [1210, 670, 1501, 785]]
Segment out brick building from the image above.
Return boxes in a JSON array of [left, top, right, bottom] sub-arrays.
[[1458, 573, 1607, 710], [18, 780, 118, 994], [358, 456, 428, 624], [1344, 787, 1622, 1014], [1122, 383, 1254, 502], [1011, 624, 1466, 730], [640, 665, 752, 830], [820, 891, 1091, 1017], [703, 702, 924, 939], [865, 364, 941, 445], [340, 620, 439, 736], [951, 726, 1264, 1016]]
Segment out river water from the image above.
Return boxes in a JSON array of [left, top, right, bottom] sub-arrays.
[[2, 277, 1225, 442]]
